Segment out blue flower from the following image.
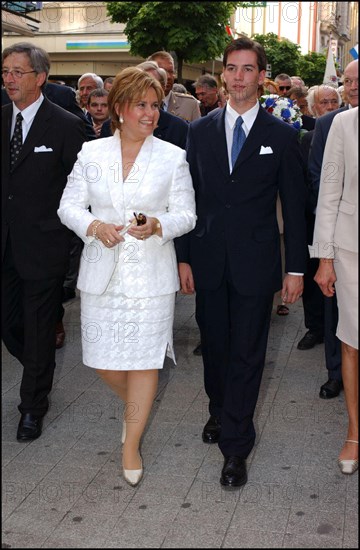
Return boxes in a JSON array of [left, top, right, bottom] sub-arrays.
[[281, 108, 291, 119]]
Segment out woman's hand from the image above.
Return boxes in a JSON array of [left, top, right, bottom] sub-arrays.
[[87, 220, 126, 247], [127, 216, 162, 240], [314, 259, 337, 297]]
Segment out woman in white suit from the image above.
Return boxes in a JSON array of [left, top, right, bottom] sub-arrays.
[[58, 68, 196, 486], [310, 107, 358, 474]]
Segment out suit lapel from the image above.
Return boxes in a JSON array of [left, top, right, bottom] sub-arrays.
[[168, 91, 180, 116], [107, 132, 153, 219], [122, 134, 153, 206], [232, 107, 274, 172], [208, 108, 230, 177], [3, 106, 12, 167], [11, 99, 53, 171]]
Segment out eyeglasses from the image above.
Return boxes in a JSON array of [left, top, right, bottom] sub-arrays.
[[279, 86, 291, 91], [2, 69, 36, 79], [343, 78, 358, 86]]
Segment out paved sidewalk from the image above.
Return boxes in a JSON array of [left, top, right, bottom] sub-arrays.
[[2, 292, 358, 548]]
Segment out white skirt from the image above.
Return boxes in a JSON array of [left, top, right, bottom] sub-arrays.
[[80, 282, 176, 370]]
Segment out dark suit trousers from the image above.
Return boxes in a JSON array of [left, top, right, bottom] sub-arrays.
[[2, 238, 63, 417], [195, 266, 273, 459], [324, 295, 342, 381], [302, 212, 324, 336]]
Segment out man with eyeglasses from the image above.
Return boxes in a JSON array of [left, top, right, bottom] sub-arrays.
[[1, 42, 87, 441], [274, 73, 292, 96], [147, 51, 201, 122], [307, 60, 358, 400]]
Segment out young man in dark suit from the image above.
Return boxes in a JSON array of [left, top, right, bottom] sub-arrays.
[[176, 37, 307, 488], [1, 42, 87, 441]]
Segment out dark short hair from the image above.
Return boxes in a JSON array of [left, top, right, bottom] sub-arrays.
[[275, 73, 292, 82], [2, 41, 50, 89], [223, 37, 267, 73], [87, 88, 109, 105], [193, 74, 218, 89], [288, 86, 308, 100]]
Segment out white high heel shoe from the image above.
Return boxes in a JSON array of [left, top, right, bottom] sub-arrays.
[[338, 440, 358, 475], [123, 453, 143, 487]]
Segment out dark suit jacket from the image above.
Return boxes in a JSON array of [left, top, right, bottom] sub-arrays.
[[2, 84, 96, 141], [100, 109, 189, 150], [2, 98, 87, 279], [176, 105, 307, 296], [301, 114, 316, 131], [308, 106, 348, 193]]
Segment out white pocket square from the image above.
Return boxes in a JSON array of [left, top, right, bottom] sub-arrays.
[[260, 145, 273, 155], [34, 145, 53, 153]]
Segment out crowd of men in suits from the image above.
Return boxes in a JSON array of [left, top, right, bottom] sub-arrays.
[[1, 39, 358, 486]]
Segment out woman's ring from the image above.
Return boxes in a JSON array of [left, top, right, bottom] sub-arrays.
[[106, 239, 111, 245], [141, 235, 145, 240]]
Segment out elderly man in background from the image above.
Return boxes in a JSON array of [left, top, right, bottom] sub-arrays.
[[147, 51, 201, 122], [297, 84, 341, 363], [77, 72, 104, 113], [193, 74, 219, 116]]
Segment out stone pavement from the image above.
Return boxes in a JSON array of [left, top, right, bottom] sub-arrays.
[[2, 292, 358, 548]]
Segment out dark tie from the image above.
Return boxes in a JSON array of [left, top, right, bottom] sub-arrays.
[[10, 112, 23, 168], [231, 115, 246, 168]]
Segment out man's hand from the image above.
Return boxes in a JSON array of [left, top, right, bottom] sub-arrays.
[[178, 262, 195, 294], [314, 260, 336, 297], [281, 274, 304, 304]]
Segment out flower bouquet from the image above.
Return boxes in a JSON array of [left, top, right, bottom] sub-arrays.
[[259, 94, 303, 131]]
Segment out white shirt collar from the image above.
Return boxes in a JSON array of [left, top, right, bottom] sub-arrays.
[[225, 100, 259, 135], [13, 93, 44, 125]]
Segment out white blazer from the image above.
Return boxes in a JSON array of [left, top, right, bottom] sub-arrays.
[[310, 107, 358, 258], [58, 131, 196, 296]]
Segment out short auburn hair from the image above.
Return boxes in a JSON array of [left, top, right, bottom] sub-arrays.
[[108, 67, 164, 134]]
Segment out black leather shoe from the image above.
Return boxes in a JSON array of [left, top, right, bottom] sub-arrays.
[[17, 413, 43, 441], [55, 321, 66, 349], [297, 331, 323, 350], [62, 287, 76, 303], [319, 379, 343, 399], [202, 415, 221, 443], [193, 342, 202, 356], [220, 456, 247, 488]]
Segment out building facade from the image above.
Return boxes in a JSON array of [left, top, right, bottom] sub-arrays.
[[2, 1, 224, 88], [2, 2, 358, 86], [231, 1, 357, 72]]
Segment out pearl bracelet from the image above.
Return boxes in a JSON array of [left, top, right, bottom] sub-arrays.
[[92, 220, 105, 239]]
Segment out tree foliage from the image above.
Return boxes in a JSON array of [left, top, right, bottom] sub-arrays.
[[297, 52, 327, 87], [106, 1, 238, 81], [253, 33, 328, 87], [252, 32, 301, 78]]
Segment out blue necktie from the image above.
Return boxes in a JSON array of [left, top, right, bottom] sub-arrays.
[[231, 116, 246, 169]]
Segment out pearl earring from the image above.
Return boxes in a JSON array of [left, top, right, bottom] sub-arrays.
[[119, 115, 124, 123]]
